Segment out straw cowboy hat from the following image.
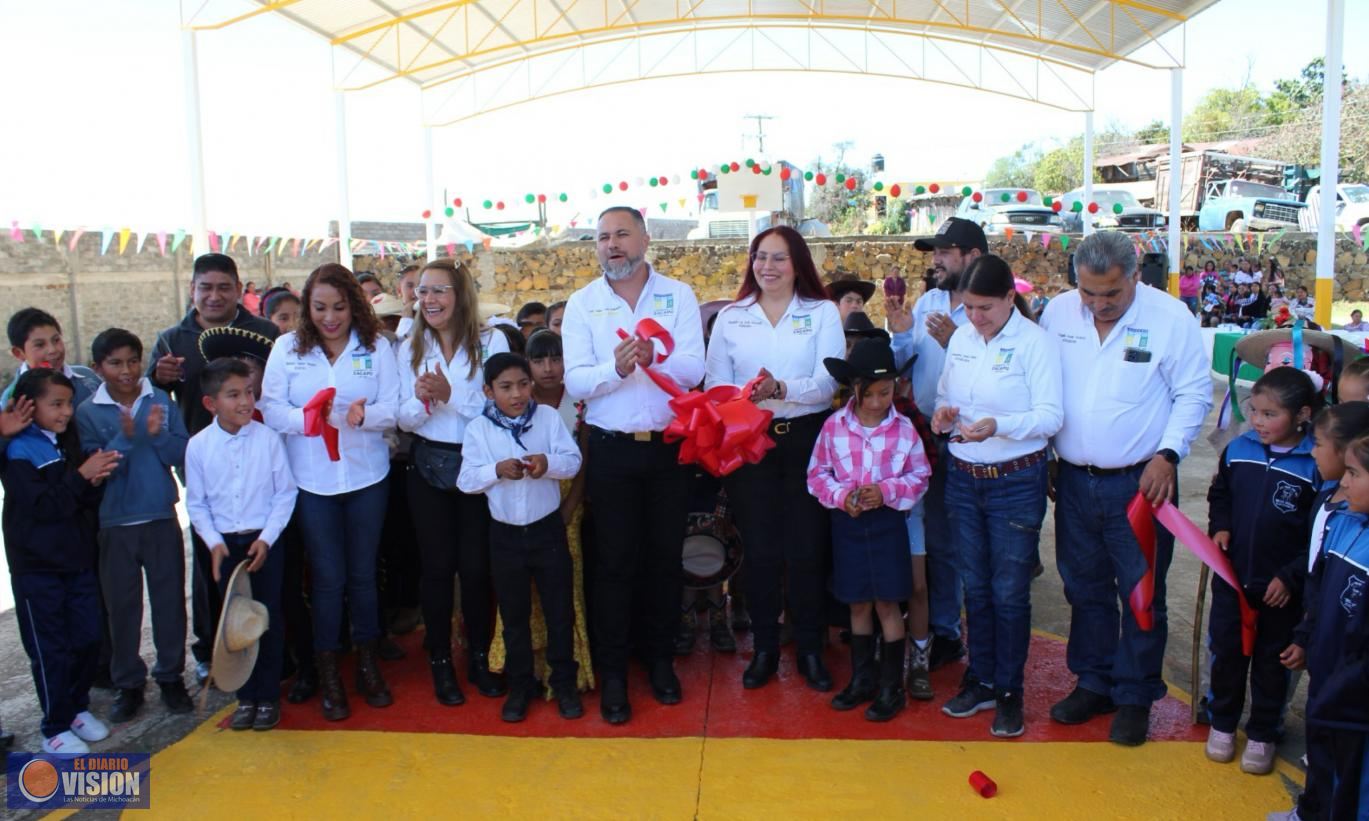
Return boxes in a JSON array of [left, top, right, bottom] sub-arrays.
[[211, 563, 269, 693], [369, 292, 406, 318], [1233, 327, 1345, 370], [479, 302, 513, 321], [682, 510, 743, 590]]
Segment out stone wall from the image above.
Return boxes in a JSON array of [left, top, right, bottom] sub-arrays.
[[3, 230, 1366, 384]]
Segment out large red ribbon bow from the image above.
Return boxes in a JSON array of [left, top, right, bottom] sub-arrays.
[[303, 387, 341, 462], [1127, 493, 1256, 656], [616, 318, 775, 477]]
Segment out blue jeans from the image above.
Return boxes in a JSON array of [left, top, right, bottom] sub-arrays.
[[1054, 462, 1174, 706], [296, 478, 390, 652], [945, 460, 1047, 694], [922, 441, 962, 640]]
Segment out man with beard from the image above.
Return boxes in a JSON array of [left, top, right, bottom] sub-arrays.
[[561, 207, 705, 724], [148, 253, 280, 683], [888, 218, 987, 675]]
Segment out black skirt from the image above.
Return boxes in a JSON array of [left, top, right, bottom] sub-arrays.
[[830, 504, 912, 604]]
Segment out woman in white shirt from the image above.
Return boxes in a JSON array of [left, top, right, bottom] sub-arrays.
[[931, 254, 1063, 739], [260, 263, 401, 722], [704, 225, 844, 692], [395, 259, 509, 706]]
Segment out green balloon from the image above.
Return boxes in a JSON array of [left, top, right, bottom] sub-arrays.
[[602, 183, 612, 194], [720, 165, 730, 174], [1043, 196, 1054, 206], [525, 193, 535, 204], [558, 193, 568, 202], [444, 207, 454, 217], [1113, 202, 1125, 214], [690, 169, 699, 180], [915, 185, 926, 195], [745, 158, 755, 167], [1001, 192, 1011, 202], [482, 199, 493, 209], [804, 171, 814, 181], [873, 182, 884, 191], [1071, 200, 1083, 212], [962, 186, 973, 197], [835, 173, 846, 183], [762, 166, 772, 175]]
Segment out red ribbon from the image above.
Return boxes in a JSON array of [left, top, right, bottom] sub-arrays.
[[616, 319, 775, 477], [303, 387, 341, 462], [1127, 492, 1256, 656]]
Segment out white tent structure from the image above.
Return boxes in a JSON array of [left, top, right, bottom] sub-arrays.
[[180, 0, 1349, 326]]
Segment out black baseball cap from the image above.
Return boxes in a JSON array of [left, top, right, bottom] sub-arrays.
[[914, 217, 989, 254]]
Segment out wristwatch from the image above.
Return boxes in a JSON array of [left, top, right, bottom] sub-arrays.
[[1156, 448, 1180, 465]]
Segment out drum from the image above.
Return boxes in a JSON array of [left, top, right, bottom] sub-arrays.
[[681, 509, 743, 590]]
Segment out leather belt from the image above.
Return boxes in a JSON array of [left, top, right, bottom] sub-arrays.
[[951, 448, 1049, 480], [1058, 459, 1148, 477], [769, 411, 827, 437], [590, 425, 666, 443]]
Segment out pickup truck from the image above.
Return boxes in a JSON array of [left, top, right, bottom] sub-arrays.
[[1060, 186, 1165, 233], [1298, 183, 1369, 232], [1197, 179, 1305, 232], [954, 188, 1063, 235]]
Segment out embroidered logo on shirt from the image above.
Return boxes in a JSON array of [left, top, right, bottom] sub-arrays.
[[652, 294, 674, 314], [1341, 574, 1364, 616], [1271, 480, 1301, 514], [1123, 327, 1150, 350], [352, 354, 374, 376], [791, 314, 813, 334], [992, 347, 1015, 372]]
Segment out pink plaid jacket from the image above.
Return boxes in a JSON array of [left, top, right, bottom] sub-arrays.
[[806, 400, 932, 513]]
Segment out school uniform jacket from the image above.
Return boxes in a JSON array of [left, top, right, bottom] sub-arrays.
[[148, 307, 280, 435], [1206, 429, 1320, 594], [1299, 509, 1369, 732], [0, 426, 101, 575]]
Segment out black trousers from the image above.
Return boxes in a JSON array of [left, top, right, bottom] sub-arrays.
[[278, 513, 314, 669], [215, 532, 285, 703], [1207, 577, 1300, 741], [490, 512, 578, 691], [1298, 725, 1367, 820], [586, 429, 692, 676], [722, 412, 830, 655], [378, 460, 421, 614], [407, 464, 494, 659], [189, 530, 224, 666]]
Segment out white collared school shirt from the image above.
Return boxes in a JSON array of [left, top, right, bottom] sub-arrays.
[[936, 308, 1063, 464], [562, 267, 705, 432], [1040, 284, 1212, 469], [260, 329, 400, 496], [396, 327, 509, 444], [185, 418, 298, 548], [704, 294, 843, 419], [892, 287, 969, 416], [457, 404, 583, 526]]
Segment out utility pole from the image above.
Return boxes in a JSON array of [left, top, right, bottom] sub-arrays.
[[743, 114, 775, 154]]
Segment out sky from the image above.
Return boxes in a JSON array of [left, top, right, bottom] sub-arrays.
[[1, 0, 1366, 239]]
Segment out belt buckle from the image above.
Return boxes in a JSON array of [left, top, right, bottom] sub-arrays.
[[633, 431, 652, 442], [773, 421, 791, 436]]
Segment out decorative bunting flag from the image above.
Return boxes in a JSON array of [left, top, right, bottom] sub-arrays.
[[31, 225, 42, 240], [1040, 233, 1051, 250], [117, 228, 132, 254], [52, 229, 63, 248], [171, 229, 186, 253], [100, 229, 115, 255], [659, 203, 668, 213], [1059, 235, 1071, 252], [208, 231, 221, 253], [157, 232, 167, 256], [68, 229, 86, 252], [9, 221, 23, 242]]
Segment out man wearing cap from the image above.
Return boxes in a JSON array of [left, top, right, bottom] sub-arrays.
[[887, 217, 987, 672], [148, 253, 280, 682], [828, 276, 876, 324], [562, 206, 705, 724], [1039, 230, 1211, 746]]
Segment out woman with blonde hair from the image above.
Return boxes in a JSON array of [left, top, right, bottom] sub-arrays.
[[396, 259, 509, 705]]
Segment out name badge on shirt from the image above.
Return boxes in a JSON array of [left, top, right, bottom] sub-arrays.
[[652, 293, 675, 315], [790, 314, 813, 335], [1122, 327, 1150, 350], [992, 347, 1015, 373]]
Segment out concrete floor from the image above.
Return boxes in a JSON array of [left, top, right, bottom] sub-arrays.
[[0, 385, 1305, 817]]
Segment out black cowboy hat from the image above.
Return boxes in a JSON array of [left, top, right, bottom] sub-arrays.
[[842, 311, 890, 340], [198, 325, 275, 364], [827, 277, 876, 303], [824, 337, 914, 385]]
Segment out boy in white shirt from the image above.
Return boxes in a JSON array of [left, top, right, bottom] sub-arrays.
[[458, 353, 583, 723], [185, 359, 298, 732]]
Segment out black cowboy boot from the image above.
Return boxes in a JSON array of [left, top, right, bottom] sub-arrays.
[[831, 635, 878, 711], [865, 638, 907, 722], [355, 641, 394, 708], [430, 655, 465, 706], [469, 651, 508, 698], [316, 651, 350, 721]]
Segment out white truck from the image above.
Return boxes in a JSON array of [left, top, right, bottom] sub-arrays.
[[1298, 183, 1369, 232], [687, 160, 829, 240]]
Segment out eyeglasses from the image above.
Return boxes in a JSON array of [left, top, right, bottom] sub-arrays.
[[415, 285, 454, 298], [751, 253, 790, 265]]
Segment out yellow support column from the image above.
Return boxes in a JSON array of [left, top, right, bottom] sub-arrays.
[[1316, 278, 1334, 328]]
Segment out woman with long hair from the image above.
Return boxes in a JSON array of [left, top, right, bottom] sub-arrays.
[[704, 225, 844, 691], [260, 263, 400, 722], [395, 259, 509, 705]]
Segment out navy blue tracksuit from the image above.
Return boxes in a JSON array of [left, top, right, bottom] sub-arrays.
[[1294, 510, 1369, 820], [1206, 430, 1319, 741], [2, 426, 103, 738]]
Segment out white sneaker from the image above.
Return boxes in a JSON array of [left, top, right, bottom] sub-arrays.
[[1242, 739, 1276, 774], [42, 730, 90, 754], [70, 711, 110, 742], [1205, 727, 1236, 762], [1266, 810, 1301, 821]]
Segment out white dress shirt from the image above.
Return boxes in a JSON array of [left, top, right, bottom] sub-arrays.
[[396, 327, 509, 443], [395, 316, 415, 340], [1040, 284, 1212, 468], [457, 404, 583, 525], [704, 294, 843, 418], [185, 418, 298, 548], [892, 287, 969, 416], [562, 267, 705, 432], [260, 329, 400, 496], [936, 308, 1064, 464]]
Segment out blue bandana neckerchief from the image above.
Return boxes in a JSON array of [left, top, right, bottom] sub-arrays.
[[483, 398, 537, 450]]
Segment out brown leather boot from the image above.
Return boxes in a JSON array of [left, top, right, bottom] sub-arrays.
[[316, 651, 350, 722], [355, 641, 394, 708]]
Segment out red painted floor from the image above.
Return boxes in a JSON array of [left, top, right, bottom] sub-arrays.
[[247, 629, 1204, 743]]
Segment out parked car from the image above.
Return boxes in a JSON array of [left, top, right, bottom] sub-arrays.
[[1197, 178, 1305, 232], [1060, 187, 1166, 232], [955, 188, 1063, 235], [1298, 183, 1369, 232]]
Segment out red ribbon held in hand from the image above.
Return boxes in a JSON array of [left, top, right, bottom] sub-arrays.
[[1127, 492, 1256, 656], [303, 387, 341, 462], [616, 318, 775, 477]]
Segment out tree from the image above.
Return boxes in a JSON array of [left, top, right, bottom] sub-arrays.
[[1032, 136, 1104, 194], [807, 162, 870, 234], [1134, 120, 1170, 144], [985, 143, 1041, 188], [1258, 80, 1369, 184], [1182, 84, 1267, 142]]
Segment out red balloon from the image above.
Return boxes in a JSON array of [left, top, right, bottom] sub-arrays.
[[618, 181, 629, 191], [453, 198, 463, 208], [844, 177, 856, 191], [421, 209, 432, 219], [780, 167, 791, 180], [751, 163, 762, 175], [496, 201, 505, 210], [699, 168, 709, 180], [815, 173, 827, 186], [658, 176, 668, 186], [697, 193, 705, 202], [1051, 200, 1064, 212], [929, 183, 940, 194], [889, 184, 901, 198], [1016, 190, 1028, 202], [972, 192, 983, 203], [537, 194, 547, 203], [729, 162, 740, 172], [1087, 201, 1100, 213]]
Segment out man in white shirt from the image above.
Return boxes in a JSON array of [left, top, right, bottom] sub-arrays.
[[562, 206, 705, 725], [887, 217, 987, 671], [1040, 231, 1212, 747]]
